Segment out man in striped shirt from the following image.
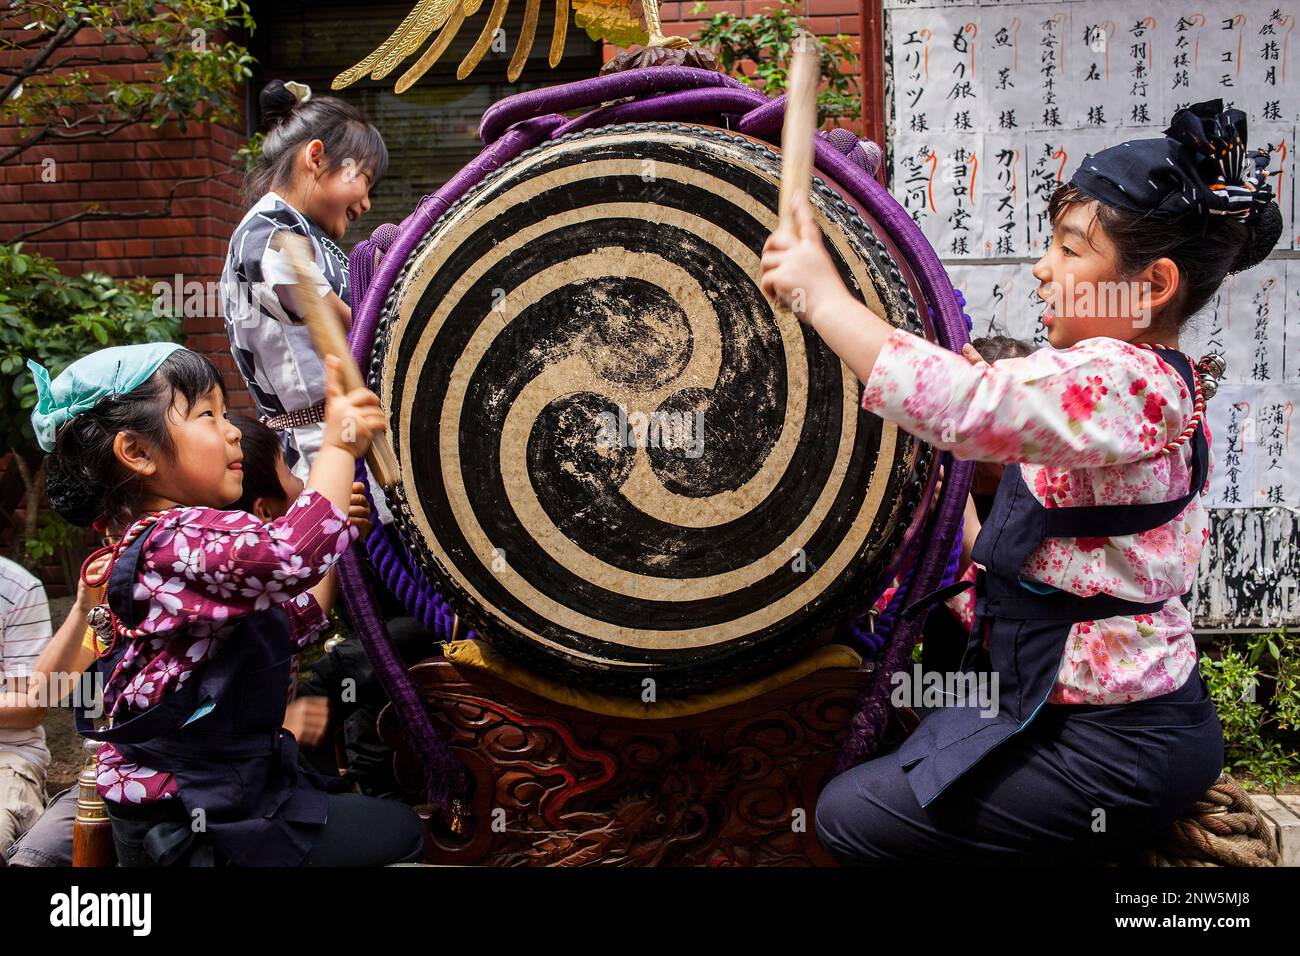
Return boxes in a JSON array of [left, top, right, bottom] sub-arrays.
[[0, 556, 53, 856]]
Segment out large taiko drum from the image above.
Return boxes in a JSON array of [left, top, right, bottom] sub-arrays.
[[371, 122, 938, 694]]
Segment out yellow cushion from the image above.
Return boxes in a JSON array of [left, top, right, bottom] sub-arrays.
[[440, 639, 863, 719]]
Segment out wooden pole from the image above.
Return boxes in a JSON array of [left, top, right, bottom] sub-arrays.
[[779, 32, 821, 230], [278, 233, 401, 492], [859, 0, 888, 184]]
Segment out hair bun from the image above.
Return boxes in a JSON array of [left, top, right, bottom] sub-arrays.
[[259, 79, 299, 130], [45, 458, 106, 527], [1230, 201, 1284, 274]]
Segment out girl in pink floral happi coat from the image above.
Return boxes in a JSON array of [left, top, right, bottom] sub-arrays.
[[760, 99, 1281, 865], [29, 344, 424, 866]]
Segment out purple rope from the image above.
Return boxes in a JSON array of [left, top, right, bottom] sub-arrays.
[[846, 494, 965, 661], [348, 239, 380, 309], [336, 545, 465, 813], [735, 94, 787, 139], [550, 87, 768, 138], [335, 230, 468, 811], [477, 66, 753, 145], [343, 66, 972, 778]]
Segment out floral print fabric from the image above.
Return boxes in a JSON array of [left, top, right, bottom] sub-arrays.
[[862, 330, 1208, 704], [96, 491, 357, 804]]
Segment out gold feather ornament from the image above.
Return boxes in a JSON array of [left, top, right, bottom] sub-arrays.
[[332, 0, 711, 90]]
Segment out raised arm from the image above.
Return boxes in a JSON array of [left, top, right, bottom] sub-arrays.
[[860, 330, 1191, 467], [760, 193, 1192, 468], [133, 358, 383, 634]]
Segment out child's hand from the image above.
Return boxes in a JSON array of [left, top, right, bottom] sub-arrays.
[[321, 355, 387, 460], [759, 190, 849, 324], [961, 343, 989, 368], [348, 482, 372, 538], [283, 696, 330, 747], [75, 554, 110, 615]]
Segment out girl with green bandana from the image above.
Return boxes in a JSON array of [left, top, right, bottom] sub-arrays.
[[25, 344, 425, 866]]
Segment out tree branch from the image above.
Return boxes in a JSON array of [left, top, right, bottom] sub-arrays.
[[0, 14, 83, 106], [0, 123, 50, 165], [5, 175, 214, 242]]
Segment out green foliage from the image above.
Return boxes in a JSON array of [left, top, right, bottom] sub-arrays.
[[1201, 628, 1300, 791], [238, 130, 265, 171], [692, 0, 861, 125], [2, 2, 255, 154], [0, 243, 181, 457], [24, 511, 82, 566]]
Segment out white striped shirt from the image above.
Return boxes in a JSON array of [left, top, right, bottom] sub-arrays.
[[0, 557, 52, 770]]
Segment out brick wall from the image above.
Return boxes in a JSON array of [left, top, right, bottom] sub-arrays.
[[0, 23, 254, 412]]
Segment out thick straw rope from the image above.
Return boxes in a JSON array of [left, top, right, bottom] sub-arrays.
[[1135, 774, 1280, 867]]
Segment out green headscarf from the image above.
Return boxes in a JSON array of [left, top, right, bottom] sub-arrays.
[[27, 343, 185, 452]]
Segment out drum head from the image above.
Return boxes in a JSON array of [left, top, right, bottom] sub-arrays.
[[373, 122, 934, 693]]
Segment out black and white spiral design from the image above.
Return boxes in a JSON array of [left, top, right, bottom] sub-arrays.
[[374, 124, 932, 693]]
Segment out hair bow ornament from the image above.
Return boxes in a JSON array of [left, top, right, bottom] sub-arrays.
[[284, 80, 313, 104], [1164, 100, 1276, 223]]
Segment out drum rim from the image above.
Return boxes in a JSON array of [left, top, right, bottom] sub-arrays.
[[370, 121, 938, 694]]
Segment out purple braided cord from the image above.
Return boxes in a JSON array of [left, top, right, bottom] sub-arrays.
[[343, 66, 972, 778], [334, 232, 465, 811], [849, 504, 965, 660], [348, 239, 379, 310], [336, 546, 465, 814], [550, 87, 768, 138]]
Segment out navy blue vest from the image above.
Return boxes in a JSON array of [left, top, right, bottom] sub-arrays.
[[898, 349, 1211, 808], [78, 517, 349, 866]]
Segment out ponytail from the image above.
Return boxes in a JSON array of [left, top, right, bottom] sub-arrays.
[[244, 80, 388, 204]]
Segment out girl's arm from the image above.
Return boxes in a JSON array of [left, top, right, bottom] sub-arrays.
[[304, 483, 368, 616], [135, 360, 386, 634], [330, 291, 351, 333], [760, 194, 1191, 468], [759, 191, 895, 380], [22, 554, 105, 708]]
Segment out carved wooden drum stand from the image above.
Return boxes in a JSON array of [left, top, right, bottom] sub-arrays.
[[358, 98, 961, 864]]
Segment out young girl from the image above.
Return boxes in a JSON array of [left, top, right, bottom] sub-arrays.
[[760, 99, 1280, 864], [28, 343, 424, 866], [222, 79, 387, 482]]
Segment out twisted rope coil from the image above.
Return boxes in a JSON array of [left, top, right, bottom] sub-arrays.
[[1136, 774, 1281, 867]]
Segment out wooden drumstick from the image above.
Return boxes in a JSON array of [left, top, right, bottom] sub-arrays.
[[279, 233, 401, 492], [779, 32, 821, 231]]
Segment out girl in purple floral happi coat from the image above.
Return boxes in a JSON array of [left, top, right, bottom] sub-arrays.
[[28, 344, 424, 866], [760, 100, 1282, 864]]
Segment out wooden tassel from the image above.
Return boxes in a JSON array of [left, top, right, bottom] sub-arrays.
[[71, 739, 116, 867]]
